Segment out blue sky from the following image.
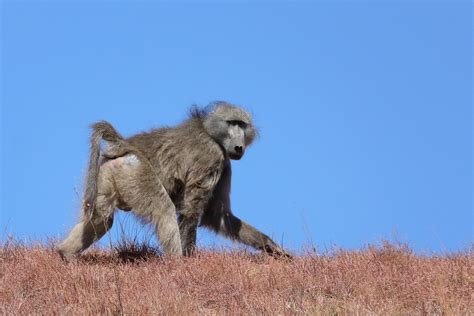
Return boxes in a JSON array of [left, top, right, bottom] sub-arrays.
[[1, 1, 472, 253]]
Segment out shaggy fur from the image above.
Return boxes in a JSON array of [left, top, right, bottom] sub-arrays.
[[58, 102, 289, 257]]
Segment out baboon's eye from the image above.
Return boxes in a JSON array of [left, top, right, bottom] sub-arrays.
[[227, 120, 247, 128], [226, 120, 238, 126]]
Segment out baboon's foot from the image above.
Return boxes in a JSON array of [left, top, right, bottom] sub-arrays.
[[56, 246, 79, 261], [183, 245, 197, 257]]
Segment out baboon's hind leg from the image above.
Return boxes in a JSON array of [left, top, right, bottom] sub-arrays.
[[131, 190, 182, 256], [58, 174, 116, 258], [57, 211, 114, 258], [121, 163, 182, 256]]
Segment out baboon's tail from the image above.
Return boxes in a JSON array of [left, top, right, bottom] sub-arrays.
[[83, 121, 124, 214]]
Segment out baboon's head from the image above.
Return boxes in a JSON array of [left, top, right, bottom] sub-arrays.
[[202, 102, 258, 160]]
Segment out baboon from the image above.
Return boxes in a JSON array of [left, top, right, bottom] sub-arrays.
[[58, 102, 290, 258]]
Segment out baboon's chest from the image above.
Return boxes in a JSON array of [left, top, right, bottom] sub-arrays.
[[163, 168, 222, 213]]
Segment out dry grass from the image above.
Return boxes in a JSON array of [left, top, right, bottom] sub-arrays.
[[0, 240, 472, 315]]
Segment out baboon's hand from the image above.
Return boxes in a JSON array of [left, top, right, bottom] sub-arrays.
[[263, 244, 293, 260]]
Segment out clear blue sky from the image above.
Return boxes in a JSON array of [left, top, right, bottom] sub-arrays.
[[1, 1, 472, 253]]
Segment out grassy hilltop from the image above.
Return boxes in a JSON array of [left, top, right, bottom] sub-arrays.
[[0, 240, 472, 314]]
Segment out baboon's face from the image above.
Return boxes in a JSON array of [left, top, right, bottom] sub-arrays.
[[203, 105, 258, 160], [224, 120, 248, 160]]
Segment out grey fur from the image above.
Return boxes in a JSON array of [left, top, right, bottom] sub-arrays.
[[57, 102, 289, 258]]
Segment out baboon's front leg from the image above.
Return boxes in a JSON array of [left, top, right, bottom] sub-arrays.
[[200, 210, 291, 258], [178, 184, 213, 256], [178, 214, 199, 256]]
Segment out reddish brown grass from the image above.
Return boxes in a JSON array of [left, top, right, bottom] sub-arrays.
[[1, 240, 472, 314]]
